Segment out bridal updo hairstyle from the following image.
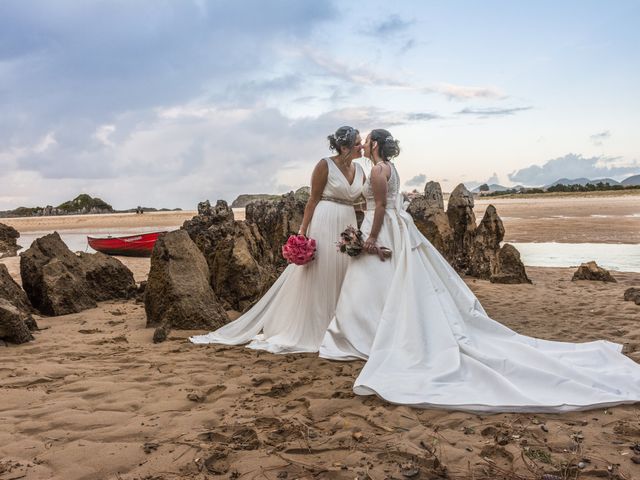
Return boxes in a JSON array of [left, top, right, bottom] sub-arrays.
[[328, 126, 359, 154], [370, 129, 400, 162]]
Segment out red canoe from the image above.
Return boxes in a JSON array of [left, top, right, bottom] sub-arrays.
[[87, 231, 166, 257]]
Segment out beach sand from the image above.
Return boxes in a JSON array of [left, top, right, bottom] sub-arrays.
[[1, 263, 640, 479], [1, 196, 640, 479]]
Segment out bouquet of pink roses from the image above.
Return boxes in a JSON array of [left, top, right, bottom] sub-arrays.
[[336, 225, 392, 259], [282, 234, 317, 265]]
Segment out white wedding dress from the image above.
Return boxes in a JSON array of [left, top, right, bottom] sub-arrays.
[[190, 158, 364, 353], [320, 163, 640, 412]]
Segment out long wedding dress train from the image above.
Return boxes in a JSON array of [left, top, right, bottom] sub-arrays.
[[190, 158, 364, 353], [320, 164, 640, 412]]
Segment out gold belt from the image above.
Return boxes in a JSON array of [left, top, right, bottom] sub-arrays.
[[321, 195, 354, 206]]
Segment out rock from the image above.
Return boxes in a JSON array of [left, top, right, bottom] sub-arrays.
[[0, 299, 37, 344], [491, 244, 532, 284], [0, 223, 21, 258], [20, 232, 136, 315], [245, 192, 306, 268], [0, 264, 33, 313], [468, 205, 504, 279], [446, 184, 477, 271], [183, 200, 277, 311], [572, 261, 617, 283], [77, 252, 136, 301], [145, 229, 228, 336], [623, 287, 640, 305], [152, 324, 170, 343], [424, 181, 445, 211], [407, 194, 453, 259]]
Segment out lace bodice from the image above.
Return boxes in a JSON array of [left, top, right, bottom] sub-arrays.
[[364, 162, 400, 210]]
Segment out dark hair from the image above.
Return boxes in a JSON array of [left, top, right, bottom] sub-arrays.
[[328, 126, 359, 154], [370, 129, 400, 162]]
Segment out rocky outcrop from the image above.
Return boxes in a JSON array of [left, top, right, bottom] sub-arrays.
[[183, 193, 307, 311], [571, 261, 617, 283], [145, 230, 228, 341], [0, 223, 21, 258], [446, 184, 477, 271], [245, 192, 306, 269], [406, 182, 530, 283], [490, 244, 531, 284], [183, 200, 274, 311], [407, 182, 454, 258], [624, 287, 640, 305], [468, 205, 505, 280], [0, 299, 38, 344], [0, 264, 33, 313], [20, 232, 136, 315]]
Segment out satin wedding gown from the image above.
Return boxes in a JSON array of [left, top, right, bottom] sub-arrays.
[[190, 158, 364, 353], [320, 163, 640, 412]]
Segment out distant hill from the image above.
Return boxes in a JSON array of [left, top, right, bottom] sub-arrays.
[[471, 183, 510, 193], [545, 177, 621, 188], [231, 194, 282, 208], [621, 174, 640, 186], [232, 187, 311, 208], [0, 194, 114, 218]]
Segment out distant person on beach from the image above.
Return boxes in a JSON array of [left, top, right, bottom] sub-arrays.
[[190, 126, 366, 352]]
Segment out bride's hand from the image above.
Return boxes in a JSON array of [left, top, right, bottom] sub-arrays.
[[364, 236, 385, 260]]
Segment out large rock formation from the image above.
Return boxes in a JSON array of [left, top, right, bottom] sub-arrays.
[[0, 264, 37, 344], [0, 264, 33, 313], [145, 229, 228, 340], [245, 192, 306, 270], [183, 200, 275, 311], [446, 184, 477, 271], [572, 261, 617, 283], [183, 194, 307, 311], [0, 299, 38, 344], [407, 182, 454, 258], [0, 223, 21, 258], [20, 232, 136, 315], [406, 181, 530, 283]]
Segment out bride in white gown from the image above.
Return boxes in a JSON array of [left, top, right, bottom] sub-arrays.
[[190, 126, 365, 353], [320, 128, 640, 412]]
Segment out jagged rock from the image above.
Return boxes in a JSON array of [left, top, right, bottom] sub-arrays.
[[468, 205, 504, 279], [424, 181, 445, 211], [446, 183, 477, 271], [491, 244, 532, 284], [0, 223, 21, 258], [183, 200, 276, 311], [245, 192, 306, 268], [145, 230, 228, 338], [623, 287, 640, 305], [77, 252, 136, 301], [407, 194, 453, 259], [0, 299, 37, 344], [184, 193, 307, 311], [0, 264, 33, 313], [571, 261, 617, 283], [20, 232, 136, 315]]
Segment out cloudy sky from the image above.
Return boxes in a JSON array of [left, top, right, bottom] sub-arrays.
[[1, 1, 639, 209]]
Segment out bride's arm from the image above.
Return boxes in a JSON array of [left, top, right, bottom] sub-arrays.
[[298, 160, 329, 236], [363, 163, 388, 254]]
